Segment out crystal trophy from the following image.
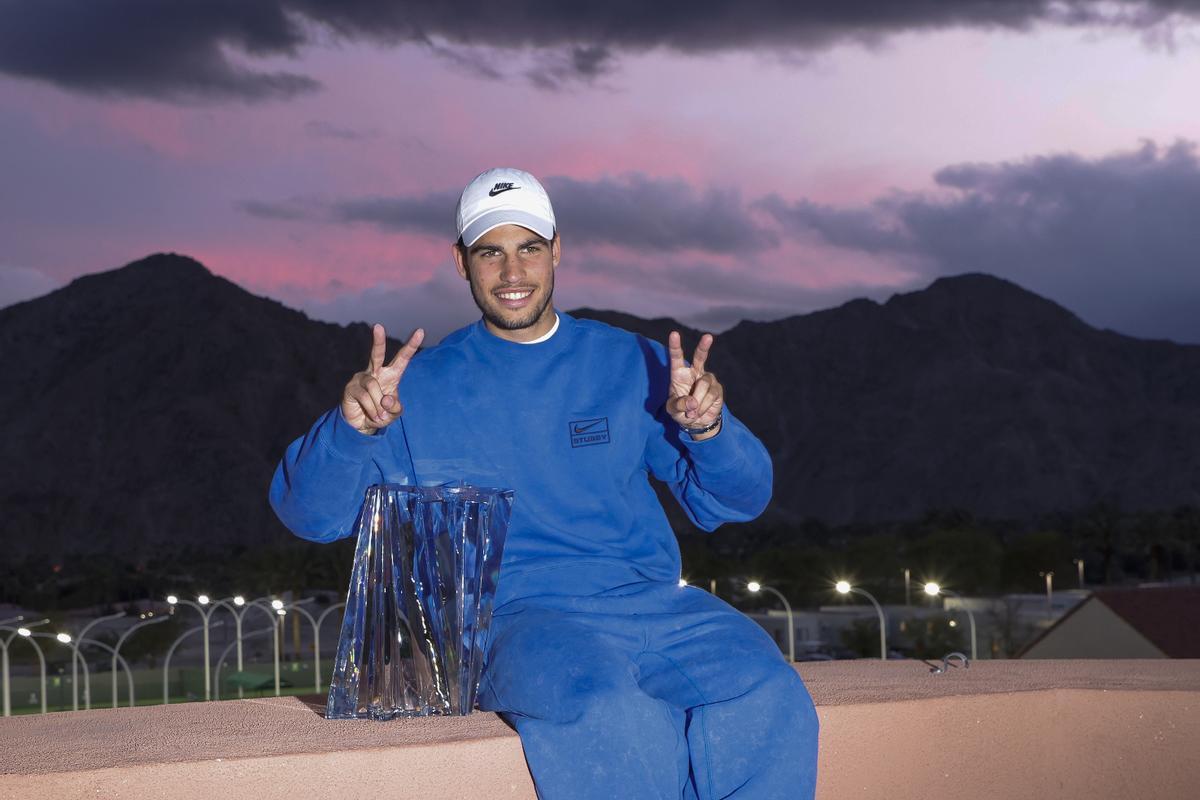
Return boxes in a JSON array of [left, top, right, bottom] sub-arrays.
[[326, 484, 513, 719]]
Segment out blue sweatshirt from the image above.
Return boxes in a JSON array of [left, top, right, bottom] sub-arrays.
[[269, 312, 772, 607]]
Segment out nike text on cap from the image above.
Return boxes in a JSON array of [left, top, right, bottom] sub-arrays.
[[456, 167, 556, 247]]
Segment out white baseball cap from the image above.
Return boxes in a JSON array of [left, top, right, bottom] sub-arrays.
[[455, 167, 556, 247]]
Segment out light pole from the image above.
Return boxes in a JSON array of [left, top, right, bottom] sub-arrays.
[[835, 581, 888, 660], [245, 597, 316, 697], [904, 568, 912, 607], [314, 602, 346, 694], [112, 614, 169, 708], [747, 581, 794, 662], [210, 596, 309, 699], [75, 637, 135, 708], [247, 599, 287, 697], [1073, 559, 1085, 589], [13, 627, 48, 713], [0, 631, 11, 717], [1039, 571, 1054, 619], [163, 620, 224, 704], [59, 633, 88, 710], [925, 583, 977, 661], [210, 595, 250, 699], [213, 626, 275, 700], [1, 620, 48, 716], [284, 602, 327, 694], [72, 612, 125, 710], [167, 594, 218, 700], [29, 632, 89, 711], [2, 622, 50, 715]]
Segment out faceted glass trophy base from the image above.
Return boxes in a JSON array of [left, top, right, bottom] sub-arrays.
[[326, 484, 513, 720]]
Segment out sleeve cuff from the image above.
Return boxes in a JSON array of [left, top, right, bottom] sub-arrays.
[[678, 411, 751, 472], [321, 406, 388, 460]]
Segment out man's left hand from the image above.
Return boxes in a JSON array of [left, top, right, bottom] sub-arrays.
[[666, 331, 724, 441]]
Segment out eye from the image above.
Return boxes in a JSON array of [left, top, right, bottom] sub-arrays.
[[521, 243, 542, 254]]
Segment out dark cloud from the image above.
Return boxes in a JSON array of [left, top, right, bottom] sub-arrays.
[[525, 45, 617, 91], [5, 1, 1200, 101], [755, 196, 910, 254], [332, 190, 460, 238], [315, 174, 777, 253], [304, 120, 380, 141], [547, 175, 777, 252], [247, 144, 1200, 342], [239, 199, 313, 221], [422, 39, 505, 82], [0, 1, 318, 101], [764, 140, 1200, 343]]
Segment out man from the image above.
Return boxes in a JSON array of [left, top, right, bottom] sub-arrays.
[[270, 168, 818, 799]]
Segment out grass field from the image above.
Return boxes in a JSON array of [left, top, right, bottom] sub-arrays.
[[3, 658, 335, 715]]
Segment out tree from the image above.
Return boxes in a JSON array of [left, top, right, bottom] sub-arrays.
[[908, 526, 1003, 596], [1173, 506, 1200, 585], [1000, 529, 1073, 592], [988, 596, 1038, 657], [1078, 502, 1123, 584]]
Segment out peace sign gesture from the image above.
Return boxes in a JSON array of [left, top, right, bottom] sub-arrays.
[[665, 330, 724, 440], [341, 324, 425, 435]]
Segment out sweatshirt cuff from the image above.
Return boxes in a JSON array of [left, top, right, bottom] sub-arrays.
[[322, 406, 387, 460], [678, 411, 750, 472]]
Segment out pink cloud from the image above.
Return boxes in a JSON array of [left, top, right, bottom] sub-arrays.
[[194, 229, 454, 298], [95, 102, 202, 160]]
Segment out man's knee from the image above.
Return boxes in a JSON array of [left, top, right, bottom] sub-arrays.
[[483, 616, 645, 723], [712, 662, 817, 741]]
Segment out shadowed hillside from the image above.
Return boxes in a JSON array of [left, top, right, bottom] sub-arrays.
[[0, 254, 380, 562], [576, 273, 1200, 523]]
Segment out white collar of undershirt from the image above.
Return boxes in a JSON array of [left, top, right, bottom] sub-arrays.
[[519, 313, 560, 344]]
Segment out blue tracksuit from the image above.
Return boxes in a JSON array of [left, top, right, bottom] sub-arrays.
[[270, 312, 818, 799]]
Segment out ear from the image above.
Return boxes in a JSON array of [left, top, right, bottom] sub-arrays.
[[451, 242, 469, 281], [551, 232, 561, 270]]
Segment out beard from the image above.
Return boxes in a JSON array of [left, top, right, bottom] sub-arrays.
[[469, 269, 556, 332]]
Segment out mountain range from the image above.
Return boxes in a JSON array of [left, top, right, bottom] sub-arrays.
[[3, 253, 1199, 563]]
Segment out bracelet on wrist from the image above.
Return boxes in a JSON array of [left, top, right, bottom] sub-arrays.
[[682, 414, 723, 437]]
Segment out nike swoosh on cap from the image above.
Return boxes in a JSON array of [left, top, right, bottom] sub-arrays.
[[489, 185, 519, 197]]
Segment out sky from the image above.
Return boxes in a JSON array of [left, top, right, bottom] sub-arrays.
[[3, 1, 1200, 344]]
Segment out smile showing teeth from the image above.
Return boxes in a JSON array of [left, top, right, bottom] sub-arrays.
[[497, 290, 533, 301]]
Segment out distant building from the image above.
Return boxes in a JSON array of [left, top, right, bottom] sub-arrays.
[[743, 610, 829, 655], [1019, 587, 1200, 659], [748, 604, 948, 659], [983, 590, 1088, 626]]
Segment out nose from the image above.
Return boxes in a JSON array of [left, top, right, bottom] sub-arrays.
[[499, 254, 525, 284]]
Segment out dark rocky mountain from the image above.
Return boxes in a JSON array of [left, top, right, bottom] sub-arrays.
[[0, 254, 372, 562], [3, 253, 1200, 564], [577, 275, 1200, 523]]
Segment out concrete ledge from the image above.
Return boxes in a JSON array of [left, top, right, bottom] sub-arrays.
[[2, 660, 1198, 799]]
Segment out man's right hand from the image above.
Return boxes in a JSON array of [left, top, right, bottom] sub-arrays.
[[341, 324, 425, 436]]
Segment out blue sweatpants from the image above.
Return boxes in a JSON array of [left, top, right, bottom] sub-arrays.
[[478, 581, 819, 799]]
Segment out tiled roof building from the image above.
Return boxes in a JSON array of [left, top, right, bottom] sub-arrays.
[[1020, 586, 1200, 659]]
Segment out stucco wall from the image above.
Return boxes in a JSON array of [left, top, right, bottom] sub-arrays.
[[2, 660, 1197, 800]]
